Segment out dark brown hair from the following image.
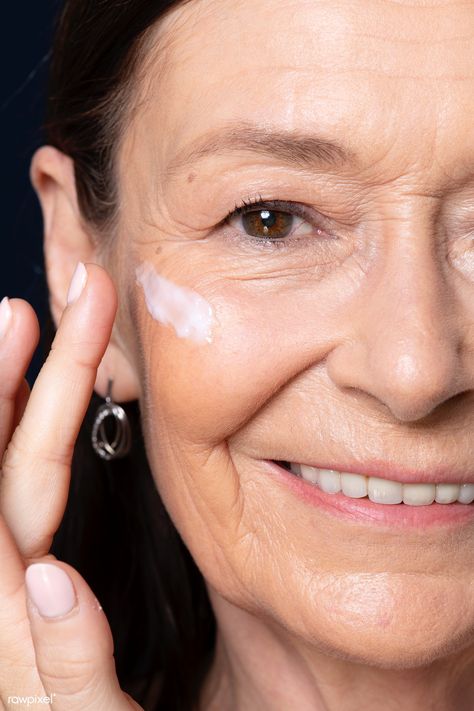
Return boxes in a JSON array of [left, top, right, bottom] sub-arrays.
[[44, 2, 216, 709], [47, 0, 187, 231]]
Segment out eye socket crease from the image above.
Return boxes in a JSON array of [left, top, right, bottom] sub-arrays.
[[164, 120, 361, 181]]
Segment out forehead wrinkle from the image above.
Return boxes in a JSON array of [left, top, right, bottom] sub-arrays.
[[164, 120, 360, 181]]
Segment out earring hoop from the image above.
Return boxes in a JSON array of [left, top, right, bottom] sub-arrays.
[[91, 379, 132, 460]]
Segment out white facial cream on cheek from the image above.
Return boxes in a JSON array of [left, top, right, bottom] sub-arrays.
[[135, 260, 214, 344]]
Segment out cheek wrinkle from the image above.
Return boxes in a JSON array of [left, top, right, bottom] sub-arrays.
[[135, 260, 214, 344]]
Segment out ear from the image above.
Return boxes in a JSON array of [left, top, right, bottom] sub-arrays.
[[30, 145, 140, 403]]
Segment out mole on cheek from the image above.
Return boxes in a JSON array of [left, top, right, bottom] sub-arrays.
[[135, 260, 214, 344]]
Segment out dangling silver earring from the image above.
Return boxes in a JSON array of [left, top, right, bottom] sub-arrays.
[[91, 378, 132, 460]]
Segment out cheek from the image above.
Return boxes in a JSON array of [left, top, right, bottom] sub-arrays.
[[132, 251, 359, 550], [135, 274, 356, 447], [135, 261, 214, 344], [133, 270, 341, 575], [130, 257, 474, 668], [130, 214, 367, 446], [132, 267, 323, 579]]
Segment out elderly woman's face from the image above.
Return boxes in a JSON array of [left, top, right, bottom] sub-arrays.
[[117, 0, 474, 667]]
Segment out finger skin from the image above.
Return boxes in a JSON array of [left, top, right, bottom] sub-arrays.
[[1, 264, 118, 560], [25, 561, 142, 710], [0, 516, 46, 701], [12, 378, 30, 433], [0, 299, 39, 457]]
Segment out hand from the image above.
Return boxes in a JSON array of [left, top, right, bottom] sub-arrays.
[[0, 263, 142, 709]]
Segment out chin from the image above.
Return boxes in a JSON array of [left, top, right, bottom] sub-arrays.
[[309, 623, 474, 671], [298, 579, 474, 670], [346, 632, 474, 671], [223, 559, 474, 671]]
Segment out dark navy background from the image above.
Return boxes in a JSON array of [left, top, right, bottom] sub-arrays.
[[1, 3, 60, 384]]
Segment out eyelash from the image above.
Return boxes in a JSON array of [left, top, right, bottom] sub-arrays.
[[221, 193, 323, 248]]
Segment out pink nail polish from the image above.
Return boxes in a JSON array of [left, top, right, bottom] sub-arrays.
[[25, 564, 76, 618], [67, 262, 88, 305], [0, 297, 12, 340]]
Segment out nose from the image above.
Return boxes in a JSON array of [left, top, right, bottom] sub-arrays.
[[326, 228, 473, 423]]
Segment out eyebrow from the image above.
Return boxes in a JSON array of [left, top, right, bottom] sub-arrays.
[[164, 120, 359, 179]]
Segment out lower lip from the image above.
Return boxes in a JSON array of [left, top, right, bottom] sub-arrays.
[[265, 461, 474, 529]]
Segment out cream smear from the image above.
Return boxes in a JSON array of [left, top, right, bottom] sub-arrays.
[[135, 260, 214, 343]]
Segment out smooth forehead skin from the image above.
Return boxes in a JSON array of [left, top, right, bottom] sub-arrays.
[[115, 0, 474, 691]]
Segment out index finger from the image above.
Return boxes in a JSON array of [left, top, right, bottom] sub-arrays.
[[0, 262, 118, 559]]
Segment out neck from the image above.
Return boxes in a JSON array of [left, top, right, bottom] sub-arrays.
[[199, 586, 474, 711]]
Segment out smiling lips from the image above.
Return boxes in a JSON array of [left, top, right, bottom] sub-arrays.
[[283, 463, 474, 506]]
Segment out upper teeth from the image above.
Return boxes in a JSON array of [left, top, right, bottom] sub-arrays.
[[289, 464, 474, 506]]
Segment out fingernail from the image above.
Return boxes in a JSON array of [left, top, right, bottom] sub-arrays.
[[25, 564, 76, 618], [0, 297, 12, 340], [67, 262, 88, 305]]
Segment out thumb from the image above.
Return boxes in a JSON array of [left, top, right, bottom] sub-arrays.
[[24, 561, 142, 710]]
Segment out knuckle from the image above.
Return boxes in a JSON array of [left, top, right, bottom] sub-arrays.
[[1, 428, 32, 472], [3, 422, 72, 474], [49, 339, 103, 373], [37, 657, 108, 698]]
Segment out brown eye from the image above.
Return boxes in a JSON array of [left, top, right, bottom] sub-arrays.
[[241, 208, 294, 239], [225, 200, 317, 244]]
